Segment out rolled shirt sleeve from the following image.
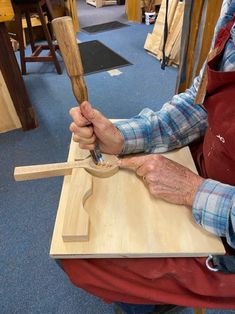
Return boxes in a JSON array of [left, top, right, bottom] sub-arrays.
[[114, 67, 208, 155], [193, 179, 235, 249], [114, 99, 208, 155]]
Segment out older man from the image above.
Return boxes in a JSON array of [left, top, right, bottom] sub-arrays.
[[62, 1, 235, 313]]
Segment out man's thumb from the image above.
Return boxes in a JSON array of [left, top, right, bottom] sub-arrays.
[[80, 101, 103, 125]]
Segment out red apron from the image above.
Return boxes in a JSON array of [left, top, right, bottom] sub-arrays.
[[61, 16, 235, 309]]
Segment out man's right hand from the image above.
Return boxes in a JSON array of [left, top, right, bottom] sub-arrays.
[[69, 101, 124, 155]]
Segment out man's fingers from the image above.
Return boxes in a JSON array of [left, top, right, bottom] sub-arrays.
[[73, 134, 96, 150], [79, 143, 96, 150], [118, 156, 149, 170], [80, 101, 110, 129], [69, 122, 79, 133], [73, 133, 96, 145], [70, 101, 112, 135], [70, 122, 93, 138], [69, 106, 90, 127]]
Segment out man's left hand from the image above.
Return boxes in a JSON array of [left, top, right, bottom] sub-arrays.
[[118, 154, 205, 206]]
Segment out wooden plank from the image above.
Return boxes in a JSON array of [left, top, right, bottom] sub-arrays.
[[50, 134, 225, 258], [195, 0, 223, 75], [0, 71, 21, 133], [64, 0, 80, 32], [69, 0, 80, 32], [14, 162, 74, 181], [156, 0, 178, 59], [167, 29, 181, 66], [165, 1, 184, 61], [183, 0, 204, 91], [0, 23, 37, 131], [144, 0, 167, 53], [0, 0, 14, 23], [14, 155, 118, 181], [62, 169, 92, 241], [144, 33, 160, 56], [126, 0, 142, 23]]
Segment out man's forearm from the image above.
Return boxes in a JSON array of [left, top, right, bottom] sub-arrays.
[[115, 103, 207, 155]]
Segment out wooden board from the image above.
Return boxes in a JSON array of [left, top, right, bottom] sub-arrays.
[[165, 1, 184, 65], [0, 0, 14, 23], [64, 0, 80, 32], [0, 23, 37, 131], [50, 133, 225, 258], [176, 0, 223, 93], [0, 70, 21, 133], [126, 0, 142, 23]]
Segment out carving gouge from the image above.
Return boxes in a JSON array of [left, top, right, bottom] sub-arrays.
[[52, 16, 103, 164]]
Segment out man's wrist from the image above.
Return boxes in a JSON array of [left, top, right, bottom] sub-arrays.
[[114, 127, 125, 154], [192, 179, 235, 236]]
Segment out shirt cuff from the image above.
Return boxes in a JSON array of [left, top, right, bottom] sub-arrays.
[[114, 118, 150, 155], [192, 179, 235, 237]]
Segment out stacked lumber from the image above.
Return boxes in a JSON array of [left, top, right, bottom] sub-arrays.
[[144, 0, 185, 66], [86, 0, 117, 8]]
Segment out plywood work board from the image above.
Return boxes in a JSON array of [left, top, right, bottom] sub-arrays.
[[50, 134, 225, 259]]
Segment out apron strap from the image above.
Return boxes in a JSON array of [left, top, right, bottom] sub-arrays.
[[193, 47, 219, 105], [194, 14, 235, 105], [206, 255, 235, 274]]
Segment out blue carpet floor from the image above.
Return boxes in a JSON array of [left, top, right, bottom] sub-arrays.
[[0, 1, 234, 313]]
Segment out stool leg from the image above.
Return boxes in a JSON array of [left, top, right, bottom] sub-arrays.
[[25, 10, 36, 53], [14, 6, 27, 75], [45, 0, 55, 20], [42, 1, 54, 39], [37, 3, 62, 74]]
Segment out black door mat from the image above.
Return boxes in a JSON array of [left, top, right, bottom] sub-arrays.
[[78, 40, 132, 75], [82, 21, 129, 34]]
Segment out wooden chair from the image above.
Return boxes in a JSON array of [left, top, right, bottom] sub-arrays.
[[12, 0, 62, 75]]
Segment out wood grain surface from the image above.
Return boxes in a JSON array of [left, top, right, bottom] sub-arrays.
[[52, 17, 87, 104], [0, 23, 37, 131], [0, 0, 14, 23], [14, 155, 119, 181], [0, 71, 21, 133], [50, 134, 225, 258]]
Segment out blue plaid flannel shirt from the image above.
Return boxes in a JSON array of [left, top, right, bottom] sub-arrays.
[[115, 0, 235, 249]]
